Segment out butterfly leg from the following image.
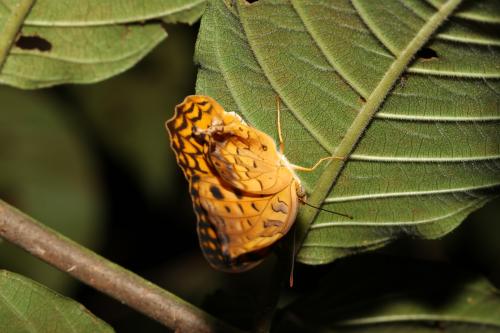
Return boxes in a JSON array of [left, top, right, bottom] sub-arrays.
[[275, 97, 346, 172], [291, 156, 345, 172]]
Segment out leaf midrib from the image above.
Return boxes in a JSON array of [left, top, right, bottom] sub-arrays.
[[295, 0, 464, 246], [338, 314, 500, 328]]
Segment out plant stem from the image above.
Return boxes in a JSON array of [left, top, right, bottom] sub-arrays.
[[0, 0, 35, 71], [0, 199, 244, 333]]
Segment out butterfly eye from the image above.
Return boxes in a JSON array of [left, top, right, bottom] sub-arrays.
[[261, 144, 268, 151], [211, 118, 223, 127]]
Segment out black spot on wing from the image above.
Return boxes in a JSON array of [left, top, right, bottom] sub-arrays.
[[210, 185, 224, 200]]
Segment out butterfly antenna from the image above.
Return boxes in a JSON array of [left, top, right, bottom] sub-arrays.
[[275, 96, 285, 154], [289, 227, 296, 288], [299, 198, 353, 219]]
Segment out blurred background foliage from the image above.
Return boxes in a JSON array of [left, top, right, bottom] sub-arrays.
[[1, 21, 500, 333]]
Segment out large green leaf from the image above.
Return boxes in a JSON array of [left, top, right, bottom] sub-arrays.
[[274, 256, 500, 332], [0, 270, 114, 332], [0, 0, 205, 88], [194, 0, 500, 265]]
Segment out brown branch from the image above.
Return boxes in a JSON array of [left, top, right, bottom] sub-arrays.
[[0, 199, 244, 333]]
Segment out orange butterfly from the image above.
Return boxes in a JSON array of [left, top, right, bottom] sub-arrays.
[[166, 95, 343, 272]]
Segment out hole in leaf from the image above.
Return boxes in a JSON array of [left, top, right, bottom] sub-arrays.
[[246, 0, 259, 3], [399, 75, 408, 88], [416, 47, 438, 60], [15, 35, 52, 52]]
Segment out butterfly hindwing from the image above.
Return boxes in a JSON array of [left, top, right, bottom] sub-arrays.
[[207, 122, 295, 195]]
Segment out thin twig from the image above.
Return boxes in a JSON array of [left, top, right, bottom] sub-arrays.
[[0, 199, 244, 333]]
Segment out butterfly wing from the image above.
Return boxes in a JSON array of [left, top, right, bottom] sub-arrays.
[[167, 95, 300, 272], [195, 175, 299, 271], [208, 122, 296, 195], [166, 95, 227, 181], [166, 96, 249, 271]]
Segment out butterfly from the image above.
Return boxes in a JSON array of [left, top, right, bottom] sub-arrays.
[[166, 95, 305, 272]]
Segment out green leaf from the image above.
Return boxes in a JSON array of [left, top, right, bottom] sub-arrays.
[[274, 256, 500, 332], [69, 28, 197, 203], [194, 0, 500, 265], [0, 270, 114, 332], [0, 86, 104, 293], [0, 0, 205, 89]]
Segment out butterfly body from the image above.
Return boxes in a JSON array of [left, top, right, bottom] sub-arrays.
[[166, 95, 302, 272]]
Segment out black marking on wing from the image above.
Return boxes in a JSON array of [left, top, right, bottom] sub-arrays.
[[237, 203, 244, 213], [271, 199, 289, 214], [194, 204, 206, 215], [175, 112, 189, 132], [234, 188, 243, 199], [209, 185, 224, 200], [264, 219, 284, 228]]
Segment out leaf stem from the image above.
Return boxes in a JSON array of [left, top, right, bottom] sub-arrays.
[[0, 200, 244, 333], [0, 0, 35, 71], [296, 0, 463, 249]]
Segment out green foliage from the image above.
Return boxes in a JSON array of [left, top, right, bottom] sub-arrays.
[[275, 256, 500, 332], [195, 0, 500, 265], [67, 30, 198, 203], [0, 0, 499, 332], [0, 270, 114, 332], [0, 0, 205, 88]]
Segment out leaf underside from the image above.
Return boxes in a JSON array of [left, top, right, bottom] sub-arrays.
[[0, 0, 206, 89], [0, 270, 113, 333], [195, 0, 500, 264], [275, 256, 500, 332]]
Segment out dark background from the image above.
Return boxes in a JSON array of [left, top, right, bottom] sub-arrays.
[[1, 22, 499, 332]]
